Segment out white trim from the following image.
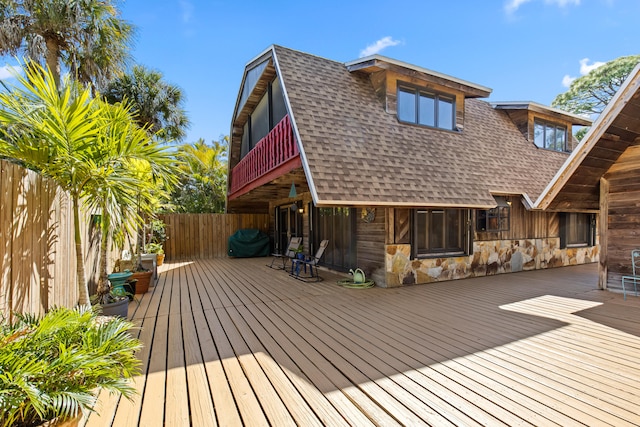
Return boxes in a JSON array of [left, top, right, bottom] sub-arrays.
[[313, 200, 496, 209], [272, 47, 320, 206]]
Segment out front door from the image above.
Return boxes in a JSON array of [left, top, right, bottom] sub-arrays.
[[275, 204, 303, 254]]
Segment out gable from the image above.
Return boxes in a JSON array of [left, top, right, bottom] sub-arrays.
[[535, 63, 640, 212]]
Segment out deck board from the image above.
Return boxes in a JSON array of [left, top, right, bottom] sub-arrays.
[[83, 259, 640, 426]]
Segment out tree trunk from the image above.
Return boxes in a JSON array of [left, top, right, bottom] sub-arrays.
[[45, 38, 61, 89], [73, 195, 90, 306], [96, 204, 111, 303]]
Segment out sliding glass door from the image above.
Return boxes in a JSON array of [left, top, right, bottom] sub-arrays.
[[313, 207, 357, 271]]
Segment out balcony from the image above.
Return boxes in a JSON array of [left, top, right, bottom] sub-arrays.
[[228, 114, 301, 200]]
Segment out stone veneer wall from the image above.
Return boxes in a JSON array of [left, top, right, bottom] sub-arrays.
[[385, 238, 599, 287]]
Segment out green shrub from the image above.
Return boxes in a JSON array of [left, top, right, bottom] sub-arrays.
[[0, 306, 142, 427]]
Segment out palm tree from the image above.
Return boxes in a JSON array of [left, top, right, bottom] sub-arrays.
[[0, 0, 134, 89], [171, 137, 228, 213], [103, 65, 190, 142], [0, 62, 178, 306], [86, 103, 178, 304]]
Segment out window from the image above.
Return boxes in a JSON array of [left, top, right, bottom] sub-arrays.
[[560, 212, 595, 248], [534, 119, 568, 152], [240, 78, 288, 160], [476, 205, 510, 232], [567, 213, 590, 246], [398, 86, 455, 130], [414, 209, 467, 256]]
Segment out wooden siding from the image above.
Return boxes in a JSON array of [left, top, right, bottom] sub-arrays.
[[389, 200, 561, 245], [604, 144, 640, 289], [84, 259, 640, 427], [475, 196, 560, 241], [356, 208, 385, 284], [159, 213, 270, 260], [0, 160, 106, 318]]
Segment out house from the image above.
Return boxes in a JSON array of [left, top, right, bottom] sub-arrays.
[[535, 63, 640, 294], [226, 45, 596, 287]]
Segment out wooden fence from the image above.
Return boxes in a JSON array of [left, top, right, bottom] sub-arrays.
[[0, 159, 270, 318], [0, 160, 106, 319], [159, 213, 270, 260]]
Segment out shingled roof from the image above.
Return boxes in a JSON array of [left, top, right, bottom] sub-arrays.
[[270, 45, 573, 208]]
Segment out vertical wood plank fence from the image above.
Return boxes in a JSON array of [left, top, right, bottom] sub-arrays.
[[0, 160, 106, 319], [159, 213, 270, 260]]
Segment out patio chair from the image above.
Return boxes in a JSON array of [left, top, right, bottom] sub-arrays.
[[291, 239, 329, 282], [268, 236, 302, 270], [621, 249, 640, 300]]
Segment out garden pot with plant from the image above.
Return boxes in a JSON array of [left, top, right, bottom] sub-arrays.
[[145, 242, 165, 266], [0, 306, 141, 427]]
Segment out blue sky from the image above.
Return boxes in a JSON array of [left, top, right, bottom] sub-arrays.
[[2, 0, 639, 144]]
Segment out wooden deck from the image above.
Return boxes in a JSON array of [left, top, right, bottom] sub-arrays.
[[83, 259, 640, 426]]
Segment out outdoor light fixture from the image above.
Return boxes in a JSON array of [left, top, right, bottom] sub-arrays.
[[298, 203, 304, 214]]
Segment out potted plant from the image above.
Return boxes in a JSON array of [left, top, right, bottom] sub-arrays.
[[0, 306, 141, 427], [145, 242, 165, 266], [128, 251, 153, 294]]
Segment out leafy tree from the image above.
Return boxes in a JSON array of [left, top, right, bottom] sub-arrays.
[[0, 62, 178, 306], [0, 0, 134, 89], [171, 137, 228, 213], [552, 55, 640, 116], [103, 65, 190, 142], [87, 105, 178, 304]]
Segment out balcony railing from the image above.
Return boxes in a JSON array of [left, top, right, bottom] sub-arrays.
[[229, 114, 299, 195]]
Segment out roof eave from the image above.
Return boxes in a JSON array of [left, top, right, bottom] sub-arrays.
[[346, 54, 492, 98], [492, 101, 593, 126]]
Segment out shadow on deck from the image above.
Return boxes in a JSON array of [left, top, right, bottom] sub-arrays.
[[85, 259, 640, 427]]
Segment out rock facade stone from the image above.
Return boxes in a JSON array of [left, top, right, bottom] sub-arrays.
[[384, 238, 598, 288]]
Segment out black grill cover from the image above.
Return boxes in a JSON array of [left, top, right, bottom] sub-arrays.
[[227, 229, 270, 257]]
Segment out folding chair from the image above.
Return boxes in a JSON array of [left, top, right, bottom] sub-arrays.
[[268, 236, 302, 270], [621, 249, 640, 300], [291, 239, 329, 282]]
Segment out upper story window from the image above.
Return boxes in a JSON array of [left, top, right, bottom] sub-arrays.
[[241, 78, 287, 159], [534, 119, 568, 152], [397, 86, 455, 130]]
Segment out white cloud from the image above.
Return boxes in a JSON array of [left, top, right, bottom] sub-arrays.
[[579, 57, 605, 75], [505, 0, 580, 14], [562, 74, 576, 87], [359, 36, 401, 58], [547, 0, 581, 6], [505, 0, 532, 14], [179, 0, 193, 23], [0, 65, 21, 80], [561, 57, 605, 87]]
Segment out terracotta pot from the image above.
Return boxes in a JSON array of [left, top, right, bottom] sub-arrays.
[[132, 270, 153, 294], [156, 253, 165, 266]]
